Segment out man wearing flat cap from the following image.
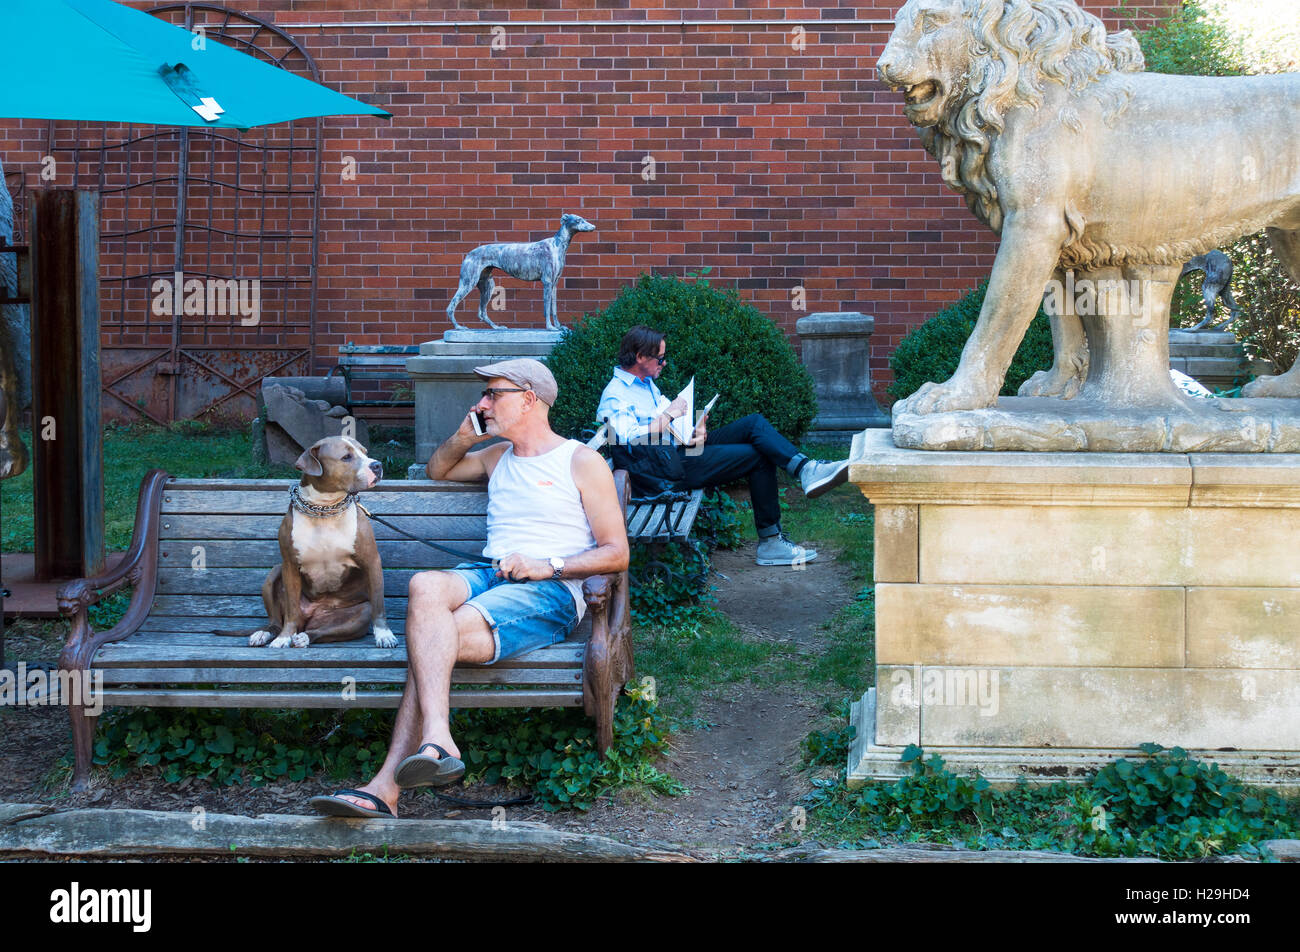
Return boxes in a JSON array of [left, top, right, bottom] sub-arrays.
[[311, 358, 628, 819]]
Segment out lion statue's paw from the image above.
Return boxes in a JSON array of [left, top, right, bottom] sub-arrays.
[[1243, 371, 1300, 399], [895, 377, 998, 416], [1018, 367, 1083, 400]]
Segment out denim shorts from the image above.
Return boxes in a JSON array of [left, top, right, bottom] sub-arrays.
[[446, 564, 580, 664]]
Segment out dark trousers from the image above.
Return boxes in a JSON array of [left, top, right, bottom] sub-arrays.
[[676, 413, 799, 534]]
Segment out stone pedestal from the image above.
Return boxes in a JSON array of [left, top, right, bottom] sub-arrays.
[[846, 427, 1300, 789], [1169, 329, 1272, 392], [406, 329, 562, 476], [796, 312, 888, 442]]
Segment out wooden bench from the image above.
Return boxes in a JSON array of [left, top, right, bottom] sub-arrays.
[[327, 342, 419, 415], [55, 470, 634, 792], [584, 423, 704, 545]]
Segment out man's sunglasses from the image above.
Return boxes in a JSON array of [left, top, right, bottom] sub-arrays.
[[651, 353, 668, 366], [481, 387, 528, 401]]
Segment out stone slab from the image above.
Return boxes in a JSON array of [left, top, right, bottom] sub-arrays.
[[851, 427, 1194, 507], [915, 667, 1300, 750], [1189, 453, 1300, 507], [918, 505, 1300, 587], [408, 355, 552, 374], [417, 342, 559, 359], [874, 665, 921, 746], [795, 311, 874, 337], [877, 583, 1185, 667], [849, 688, 1300, 790], [891, 395, 1300, 453], [1187, 588, 1300, 668], [873, 505, 918, 583], [442, 329, 563, 344], [1169, 329, 1239, 350]]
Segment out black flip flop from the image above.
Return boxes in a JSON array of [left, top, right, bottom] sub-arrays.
[[309, 788, 395, 819], [394, 743, 467, 789]]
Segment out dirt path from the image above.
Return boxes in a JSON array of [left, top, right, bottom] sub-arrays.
[[569, 544, 856, 857]]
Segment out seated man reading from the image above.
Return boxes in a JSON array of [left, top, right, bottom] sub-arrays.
[[310, 358, 629, 818], [597, 325, 850, 567]]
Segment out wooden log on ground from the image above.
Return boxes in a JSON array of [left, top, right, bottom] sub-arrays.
[[0, 805, 694, 862]]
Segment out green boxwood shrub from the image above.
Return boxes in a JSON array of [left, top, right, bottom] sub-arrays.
[[547, 269, 817, 443], [887, 280, 1053, 402]]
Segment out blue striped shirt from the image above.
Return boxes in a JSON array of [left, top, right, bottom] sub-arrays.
[[596, 366, 678, 446]]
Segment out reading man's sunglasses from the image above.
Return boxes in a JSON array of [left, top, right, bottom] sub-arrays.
[[650, 352, 668, 366], [481, 387, 528, 401]]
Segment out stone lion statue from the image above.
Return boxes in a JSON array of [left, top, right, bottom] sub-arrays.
[[878, 0, 1300, 419]]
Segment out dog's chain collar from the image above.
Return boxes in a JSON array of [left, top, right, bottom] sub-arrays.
[[289, 484, 360, 518]]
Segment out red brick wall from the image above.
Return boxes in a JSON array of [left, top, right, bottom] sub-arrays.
[[0, 1, 1177, 419]]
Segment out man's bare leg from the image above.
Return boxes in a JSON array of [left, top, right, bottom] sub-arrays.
[[328, 571, 493, 817]]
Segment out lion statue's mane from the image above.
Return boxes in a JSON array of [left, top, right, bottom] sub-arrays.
[[922, 0, 1144, 235]]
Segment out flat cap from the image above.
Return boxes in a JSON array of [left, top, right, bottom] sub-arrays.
[[473, 358, 558, 406]]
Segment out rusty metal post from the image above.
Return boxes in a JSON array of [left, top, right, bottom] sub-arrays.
[[30, 188, 105, 581]]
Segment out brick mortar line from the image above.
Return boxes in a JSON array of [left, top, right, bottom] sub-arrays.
[[272, 19, 897, 29]]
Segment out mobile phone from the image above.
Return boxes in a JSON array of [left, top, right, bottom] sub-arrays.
[[471, 410, 487, 436]]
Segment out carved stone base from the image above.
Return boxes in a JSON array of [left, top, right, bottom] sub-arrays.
[[892, 395, 1300, 452], [848, 428, 1300, 790], [848, 690, 1300, 791]]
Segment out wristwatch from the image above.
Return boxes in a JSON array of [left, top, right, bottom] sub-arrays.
[[549, 557, 565, 580]]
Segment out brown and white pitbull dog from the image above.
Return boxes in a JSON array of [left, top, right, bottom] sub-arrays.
[[215, 436, 396, 649]]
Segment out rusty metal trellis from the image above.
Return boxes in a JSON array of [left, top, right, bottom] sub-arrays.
[[45, 3, 324, 424]]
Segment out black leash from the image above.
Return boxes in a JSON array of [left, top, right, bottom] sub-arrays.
[[357, 504, 498, 570]]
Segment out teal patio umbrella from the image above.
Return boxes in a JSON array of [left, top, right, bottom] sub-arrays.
[[0, 0, 390, 128]]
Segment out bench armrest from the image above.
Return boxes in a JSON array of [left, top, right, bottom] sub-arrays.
[[58, 470, 169, 669]]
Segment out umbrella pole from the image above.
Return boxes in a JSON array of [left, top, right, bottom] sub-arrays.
[[30, 188, 105, 582]]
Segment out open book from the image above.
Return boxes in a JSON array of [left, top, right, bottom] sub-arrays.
[[667, 377, 720, 444]]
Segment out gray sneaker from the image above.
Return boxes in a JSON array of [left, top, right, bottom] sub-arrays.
[[799, 458, 851, 498], [755, 533, 819, 566]]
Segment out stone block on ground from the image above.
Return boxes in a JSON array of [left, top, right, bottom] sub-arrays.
[[261, 382, 369, 467], [796, 311, 888, 439]]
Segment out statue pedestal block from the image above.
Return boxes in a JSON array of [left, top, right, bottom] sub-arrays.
[[406, 329, 562, 476], [847, 427, 1300, 789], [796, 311, 888, 441], [1169, 329, 1272, 392]]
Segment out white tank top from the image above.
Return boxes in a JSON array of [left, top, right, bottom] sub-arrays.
[[484, 439, 597, 618]]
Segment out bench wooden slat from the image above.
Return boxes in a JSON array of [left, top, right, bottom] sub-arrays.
[[158, 567, 432, 596], [156, 540, 474, 569], [336, 355, 418, 366], [626, 503, 664, 540], [148, 594, 412, 616], [95, 689, 583, 709], [163, 491, 489, 519], [91, 667, 582, 685], [672, 491, 704, 540], [159, 514, 488, 540], [96, 641, 585, 668], [128, 616, 593, 641], [639, 505, 678, 542], [165, 478, 478, 492]]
